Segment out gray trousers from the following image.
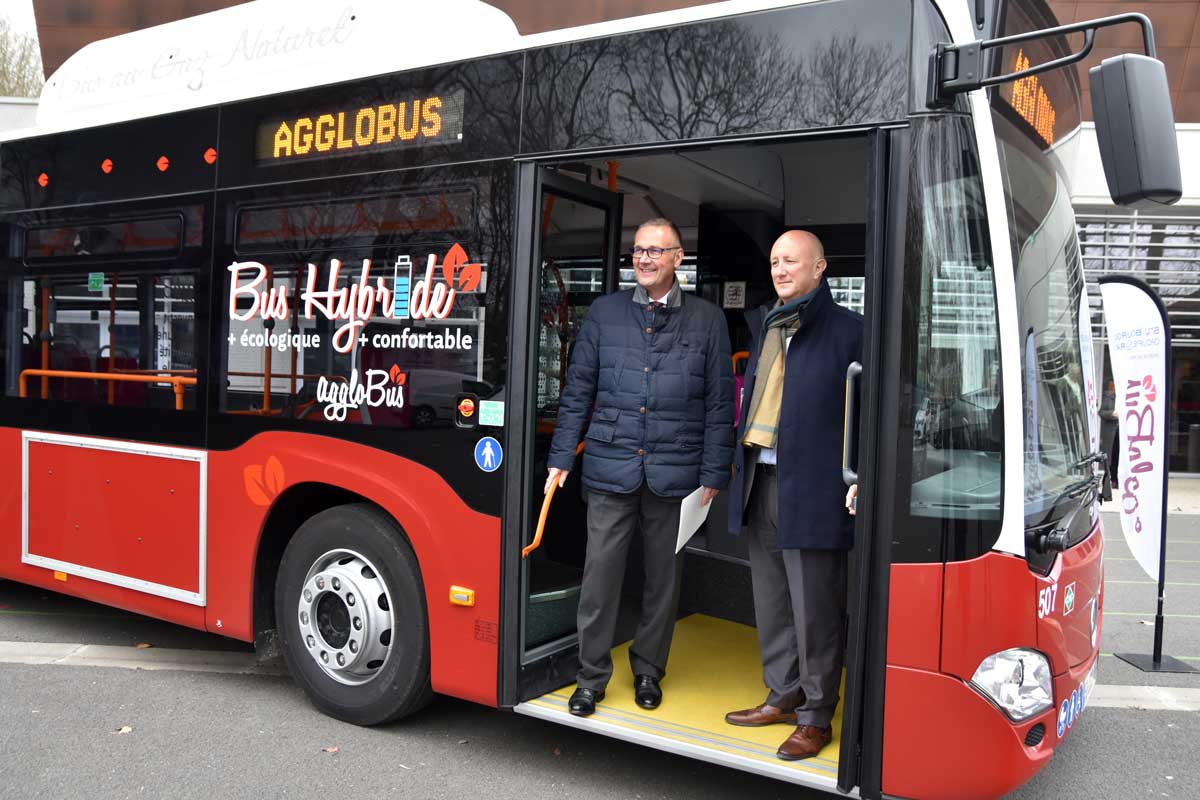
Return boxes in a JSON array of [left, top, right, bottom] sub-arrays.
[[576, 484, 684, 690], [747, 470, 848, 728]]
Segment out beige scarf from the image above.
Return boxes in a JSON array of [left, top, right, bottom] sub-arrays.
[[741, 298, 808, 449]]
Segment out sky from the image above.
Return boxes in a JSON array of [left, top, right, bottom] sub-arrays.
[[2, 0, 39, 40]]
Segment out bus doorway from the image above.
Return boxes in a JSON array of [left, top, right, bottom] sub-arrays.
[[507, 131, 883, 792]]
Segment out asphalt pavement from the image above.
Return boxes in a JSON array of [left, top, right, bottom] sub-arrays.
[[2, 483, 1199, 799]]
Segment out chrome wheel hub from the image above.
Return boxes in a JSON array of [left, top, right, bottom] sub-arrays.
[[296, 549, 393, 685]]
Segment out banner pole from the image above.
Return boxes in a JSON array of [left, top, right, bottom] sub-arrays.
[[1151, 331, 1172, 665]]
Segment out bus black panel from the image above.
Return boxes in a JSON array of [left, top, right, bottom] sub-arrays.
[[520, 1, 910, 155], [0, 109, 219, 212], [216, 55, 524, 189], [207, 160, 513, 517]]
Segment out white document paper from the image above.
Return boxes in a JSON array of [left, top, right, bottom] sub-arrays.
[[676, 487, 712, 553]]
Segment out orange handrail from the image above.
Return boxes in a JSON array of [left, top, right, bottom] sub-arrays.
[[733, 350, 749, 374], [112, 368, 198, 375], [19, 369, 197, 411], [522, 441, 585, 559]]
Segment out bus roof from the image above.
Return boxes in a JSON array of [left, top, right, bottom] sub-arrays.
[[17, 0, 821, 141]]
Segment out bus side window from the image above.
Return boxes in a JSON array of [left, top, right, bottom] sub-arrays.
[[7, 273, 197, 411]]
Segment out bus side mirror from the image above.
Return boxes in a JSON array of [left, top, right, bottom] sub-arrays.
[[1090, 54, 1182, 208]]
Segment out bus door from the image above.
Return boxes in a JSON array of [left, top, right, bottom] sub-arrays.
[[502, 165, 622, 702]]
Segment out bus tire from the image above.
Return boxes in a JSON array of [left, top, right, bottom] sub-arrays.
[[275, 503, 433, 726]]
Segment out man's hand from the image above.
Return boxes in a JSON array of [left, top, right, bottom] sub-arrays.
[[545, 468, 569, 494], [845, 484, 858, 516], [701, 486, 719, 506]]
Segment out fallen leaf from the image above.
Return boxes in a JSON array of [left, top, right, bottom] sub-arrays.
[[398, 764, 411, 770], [457, 739, 468, 745], [114, 725, 133, 735], [322, 745, 340, 754], [135, 643, 153, 649]]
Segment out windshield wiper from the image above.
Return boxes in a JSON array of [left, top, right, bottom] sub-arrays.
[[1028, 478, 1097, 554], [1074, 451, 1109, 471]]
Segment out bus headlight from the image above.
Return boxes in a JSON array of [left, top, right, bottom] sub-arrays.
[[969, 648, 1054, 722]]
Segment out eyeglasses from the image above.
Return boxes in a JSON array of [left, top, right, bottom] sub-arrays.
[[631, 246, 680, 260]]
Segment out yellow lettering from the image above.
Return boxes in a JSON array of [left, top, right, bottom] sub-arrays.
[[354, 107, 376, 147], [294, 117, 314, 154], [421, 96, 442, 137], [397, 100, 420, 141], [1010, 49, 1056, 145], [273, 122, 292, 158], [335, 111, 353, 150], [377, 104, 396, 143], [315, 114, 336, 152]]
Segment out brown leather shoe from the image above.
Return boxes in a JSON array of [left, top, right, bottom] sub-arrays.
[[776, 724, 832, 761], [724, 703, 798, 727]]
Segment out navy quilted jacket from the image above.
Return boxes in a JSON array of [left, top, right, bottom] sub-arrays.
[[548, 289, 734, 496]]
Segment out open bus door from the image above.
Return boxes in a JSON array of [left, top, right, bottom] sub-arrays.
[[502, 164, 623, 703], [501, 132, 897, 795]]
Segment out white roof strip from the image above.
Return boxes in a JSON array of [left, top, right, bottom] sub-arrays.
[[26, 0, 822, 139]]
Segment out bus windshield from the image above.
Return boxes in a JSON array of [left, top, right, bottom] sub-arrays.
[[992, 1, 1091, 522]]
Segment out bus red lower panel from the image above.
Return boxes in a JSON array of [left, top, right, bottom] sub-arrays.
[[0, 428, 207, 629], [882, 665, 1053, 800], [205, 432, 501, 707], [25, 437, 203, 599]]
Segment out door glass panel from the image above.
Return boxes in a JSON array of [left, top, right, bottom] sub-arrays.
[[526, 186, 615, 651]]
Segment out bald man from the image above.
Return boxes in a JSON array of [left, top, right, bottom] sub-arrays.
[[724, 230, 862, 761]]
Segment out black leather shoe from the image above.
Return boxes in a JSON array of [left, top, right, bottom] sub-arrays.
[[634, 675, 662, 709], [568, 687, 605, 717]]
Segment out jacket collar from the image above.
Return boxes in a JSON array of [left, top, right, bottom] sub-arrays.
[[632, 277, 682, 308], [749, 279, 833, 336]]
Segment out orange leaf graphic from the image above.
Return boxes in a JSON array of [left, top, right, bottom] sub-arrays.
[[389, 364, 407, 385], [264, 455, 285, 496], [440, 243, 469, 286], [1142, 374, 1153, 390], [243, 465, 271, 506], [458, 262, 482, 292], [244, 457, 285, 506]]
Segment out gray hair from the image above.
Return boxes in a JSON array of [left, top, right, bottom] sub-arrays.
[[635, 218, 683, 249]]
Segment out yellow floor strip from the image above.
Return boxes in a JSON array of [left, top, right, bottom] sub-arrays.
[[527, 614, 843, 776]]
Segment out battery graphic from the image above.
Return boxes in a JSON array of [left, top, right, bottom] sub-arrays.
[[392, 255, 413, 318]]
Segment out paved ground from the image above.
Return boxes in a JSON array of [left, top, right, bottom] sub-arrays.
[[1, 482, 1198, 799]]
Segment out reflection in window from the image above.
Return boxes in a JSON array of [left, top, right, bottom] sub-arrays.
[[994, 107, 1090, 516], [906, 118, 1002, 521]]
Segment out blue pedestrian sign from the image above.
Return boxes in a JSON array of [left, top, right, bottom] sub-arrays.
[[474, 437, 502, 472]]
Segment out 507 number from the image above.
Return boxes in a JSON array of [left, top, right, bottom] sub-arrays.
[[1038, 584, 1058, 619]]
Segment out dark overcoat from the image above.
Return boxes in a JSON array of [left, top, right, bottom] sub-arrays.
[[548, 288, 733, 497], [727, 279, 863, 549]]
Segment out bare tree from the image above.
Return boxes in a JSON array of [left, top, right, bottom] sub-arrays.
[[793, 34, 907, 127], [0, 16, 43, 97], [523, 39, 620, 152], [612, 23, 800, 141]]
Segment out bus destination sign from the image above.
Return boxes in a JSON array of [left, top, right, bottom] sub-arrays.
[[1006, 48, 1056, 146], [255, 89, 465, 164]]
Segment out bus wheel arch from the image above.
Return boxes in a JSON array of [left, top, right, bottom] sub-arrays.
[[273, 501, 433, 725]]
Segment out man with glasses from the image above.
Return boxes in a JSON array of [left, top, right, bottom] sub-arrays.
[[723, 230, 862, 761], [546, 218, 733, 717]]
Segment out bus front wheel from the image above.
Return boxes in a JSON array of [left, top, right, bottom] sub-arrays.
[[275, 503, 432, 725]]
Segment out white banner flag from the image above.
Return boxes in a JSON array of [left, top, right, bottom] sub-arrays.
[[1099, 278, 1168, 583]]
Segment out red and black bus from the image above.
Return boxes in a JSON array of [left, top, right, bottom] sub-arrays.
[[0, 1, 1180, 797]]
